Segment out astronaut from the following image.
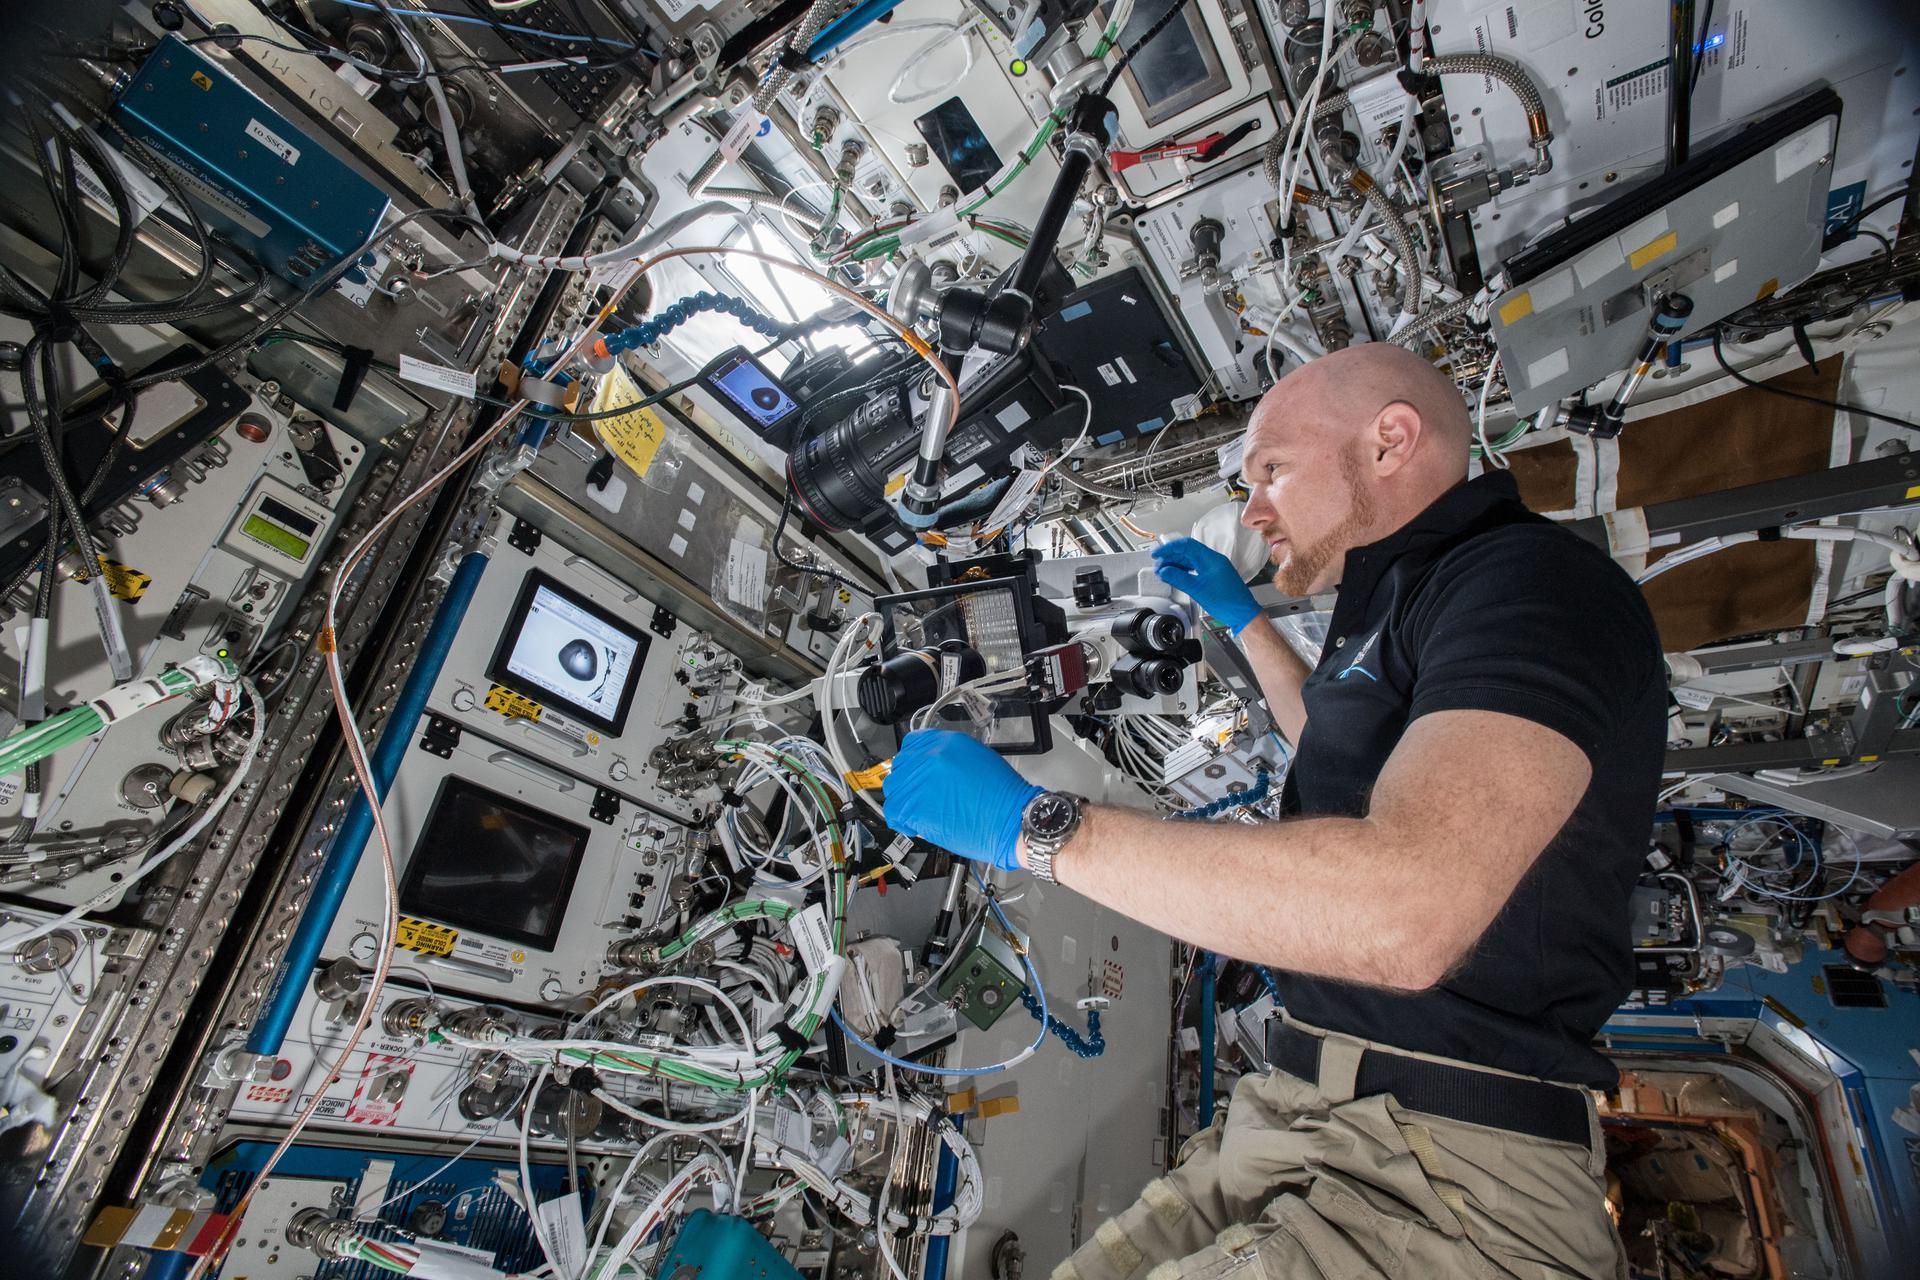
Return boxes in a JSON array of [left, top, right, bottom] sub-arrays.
[[885, 343, 1664, 1279]]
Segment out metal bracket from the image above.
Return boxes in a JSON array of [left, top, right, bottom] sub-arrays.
[[197, 1041, 275, 1090], [508, 518, 542, 555], [650, 604, 677, 639], [420, 714, 461, 758], [590, 788, 621, 825]]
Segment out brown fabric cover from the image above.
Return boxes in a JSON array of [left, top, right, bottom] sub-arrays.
[[1504, 356, 1846, 651]]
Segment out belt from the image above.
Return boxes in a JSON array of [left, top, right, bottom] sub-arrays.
[[1265, 1023, 1592, 1148]]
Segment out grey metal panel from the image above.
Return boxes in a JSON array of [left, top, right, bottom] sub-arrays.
[[1493, 112, 1837, 416], [1666, 728, 1920, 775], [1563, 452, 1920, 550], [1709, 758, 1920, 841]]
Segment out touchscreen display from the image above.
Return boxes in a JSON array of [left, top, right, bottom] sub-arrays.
[[709, 353, 798, 430], [488, 572, 648, 733], [398, 777, 590, 951]]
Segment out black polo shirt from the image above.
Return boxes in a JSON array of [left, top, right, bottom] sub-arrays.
[[1271, 471, 1665, 1088]]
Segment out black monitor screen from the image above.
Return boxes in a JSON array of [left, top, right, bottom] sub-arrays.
[[913, 97, 1003, 195], [705, 351, 799, 432], [398, 777, 591, 951], [487, 571, 648, 734], [1117, 4, 1230, 128]]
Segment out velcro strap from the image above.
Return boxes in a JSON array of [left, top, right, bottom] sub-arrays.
[[334, 345, 375, 411]]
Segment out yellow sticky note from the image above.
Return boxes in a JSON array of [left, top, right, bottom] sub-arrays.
[[1628, 231, 1679, 271], [1497, 293, 1534, 326], [591, 364, 666, 479]]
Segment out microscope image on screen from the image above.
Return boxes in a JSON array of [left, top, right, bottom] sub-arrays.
[[490, 572, 649, 733]]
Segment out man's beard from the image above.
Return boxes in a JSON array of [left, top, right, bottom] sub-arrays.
[[1272, 450, 1377, 596]]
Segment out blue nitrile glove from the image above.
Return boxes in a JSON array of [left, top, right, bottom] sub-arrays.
[[883, 729, 1043, 871], [1153, 537, 1261, 634]]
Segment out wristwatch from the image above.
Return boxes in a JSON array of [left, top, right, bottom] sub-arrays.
[[1019, 791, 1086, 884]]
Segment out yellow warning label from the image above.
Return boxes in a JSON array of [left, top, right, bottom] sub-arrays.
[[1497, 292, 1534, 326], [396, 916, 457, 956], [485, 684, 544, 721], [1627, 231, 1679, 271], [190, 71, 213, 91], [73, 556, 151, 601], [590, 364, 666, 479], [1904, 484, 1919, 500]]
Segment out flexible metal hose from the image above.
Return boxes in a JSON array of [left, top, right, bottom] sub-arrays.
[[1389, 293, 1475, 347], [1348, 169, 1421, 316], [1316, 53, 1553, 175], [688, 0, 841, 196], [1263, 135, 1335, 209], [705, 187, 826, 234]]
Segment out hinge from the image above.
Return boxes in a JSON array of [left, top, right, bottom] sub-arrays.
[[507, 518, 542, 555], [420, 714, 461, 758]]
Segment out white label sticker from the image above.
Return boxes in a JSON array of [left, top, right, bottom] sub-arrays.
[[1672, 687, 1718, 710], [1773, 121, 1831, 183], [979, 468, 1045, 534], [1112, 356, 1137, 384], [677, 508, 697, 531], [687, 482, 707, 504], [791, 903, 834, 974], [771, 1104, 811, 1151], [1096, 362, 1121, 386], [668, 533, 689, 556], [408, 1241, 503, 1280], [245, 118, 301, 166], [724, 538, 769, 611], [397, 354, 477, 398], [536, 1194, 587, 1279], [896, 204, 961, 249], [587, 258, 645, 297], [719, 111, 768, 162]]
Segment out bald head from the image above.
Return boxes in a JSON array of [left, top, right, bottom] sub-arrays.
[[1238, 344, 1474, 596], [1253, 343, 1473, 461]]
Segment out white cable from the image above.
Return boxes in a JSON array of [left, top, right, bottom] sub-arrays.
[[1276, 26, 1344, 216], [1475, 352, 1509, 469], [1638, 525, 1919, 585], [0, 679, 264, 949], [888, 22, 977, 105], [1323, 95, 1416, 273], [582, 1133, 675, 1265]]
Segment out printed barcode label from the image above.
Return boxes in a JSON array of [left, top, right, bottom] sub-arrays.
[[397, 354, 477, 398]]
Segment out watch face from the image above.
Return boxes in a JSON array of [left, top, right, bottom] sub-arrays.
[[1026, 792, 1079, 840]]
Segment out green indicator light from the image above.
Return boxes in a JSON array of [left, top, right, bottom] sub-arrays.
[[1009, 58, 1027, 76]]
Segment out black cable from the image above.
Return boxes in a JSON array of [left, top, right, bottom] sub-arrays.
[[773, 488, 860, 593], [1709, 331, 1917, 434], [1689, 0, 1715, 91], [1854, 228, 1895, 257], [1097, 0, 1194, 97]]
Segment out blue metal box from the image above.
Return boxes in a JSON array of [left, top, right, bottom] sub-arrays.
[[112, 35, 389, 284]]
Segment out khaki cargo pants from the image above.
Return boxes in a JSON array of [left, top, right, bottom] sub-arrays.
[[1056, 1019, 1626, 1280]]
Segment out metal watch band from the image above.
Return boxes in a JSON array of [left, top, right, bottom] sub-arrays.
[[1020, 792, 1084, 884]]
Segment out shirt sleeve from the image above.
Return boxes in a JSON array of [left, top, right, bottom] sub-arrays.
[[1403, 526, 1663, 764]]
